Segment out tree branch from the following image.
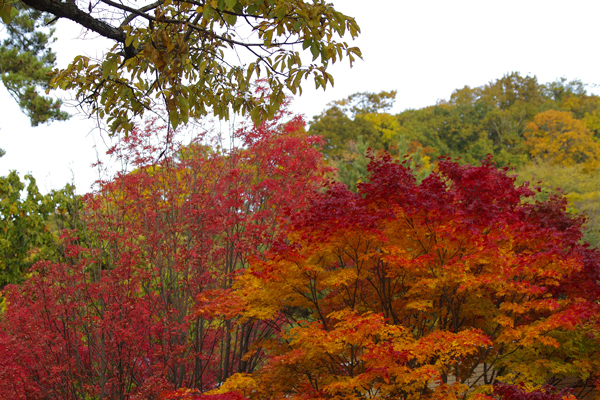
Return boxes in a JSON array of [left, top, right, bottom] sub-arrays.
[[19, 0, 126, 43]]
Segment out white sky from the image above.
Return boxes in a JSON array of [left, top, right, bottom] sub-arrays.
[[2, 0, 600, 195]]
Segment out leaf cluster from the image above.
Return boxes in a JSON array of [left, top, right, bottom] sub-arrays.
[[2, 0, 361, 134]]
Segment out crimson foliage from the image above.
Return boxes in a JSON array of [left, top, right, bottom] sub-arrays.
[[0, 106, 327, 399]]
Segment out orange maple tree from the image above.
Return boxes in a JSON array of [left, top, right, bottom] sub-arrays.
[[194, 153, 600, 400]]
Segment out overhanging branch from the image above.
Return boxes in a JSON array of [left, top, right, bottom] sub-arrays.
[[19, 0, 126, 43]]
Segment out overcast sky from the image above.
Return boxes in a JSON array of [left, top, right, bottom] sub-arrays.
[[2, 0, 600, 194]]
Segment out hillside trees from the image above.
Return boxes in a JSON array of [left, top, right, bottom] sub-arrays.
[[311, 73, 600, 169], [0, 103, 329, 399], [0, 0, 361, 133], [193, 154, 600, 400]]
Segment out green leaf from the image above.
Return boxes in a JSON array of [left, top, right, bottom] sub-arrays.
[[203, 4, 214, 19], [102, 58, 117, 79], [223, 13, 236, 25], [249, 106, 261, 125], [310, 42, 319, 61], [169, 109, 180, 129], [246, 62, 256, 80], [326, 72, 334, 87], [178, 94, 188, 110], [224, 0, 237, 8], [263, 30, 273, 46], [125, 34, 135, 47], [276, 6, 286, 20], [0, 4, 16, 24]]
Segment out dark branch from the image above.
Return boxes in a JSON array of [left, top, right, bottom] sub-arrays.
[[19, 0, 126, 43]]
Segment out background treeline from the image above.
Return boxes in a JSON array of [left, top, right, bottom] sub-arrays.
[[309, 72, 600, 247]]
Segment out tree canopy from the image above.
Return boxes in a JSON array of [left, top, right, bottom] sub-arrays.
[[0, 0, 361, 133]]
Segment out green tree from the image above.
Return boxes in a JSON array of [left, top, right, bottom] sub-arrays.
[[0, 3, 69, 125], [0, 168, 83, 288], [335, 134, 369, 191], [309, 90, 397, 159], [309, 104, 369, 158], [545, 77, 586, 104], [0, 171, 54, 287], [328, 90, 397, 117], [1, 0, 361, 134]]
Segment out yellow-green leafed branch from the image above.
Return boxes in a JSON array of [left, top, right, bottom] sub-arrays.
[[4, 0, 361, 134]]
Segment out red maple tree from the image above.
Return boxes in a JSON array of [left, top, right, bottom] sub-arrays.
[[0, 100, 328, 399]]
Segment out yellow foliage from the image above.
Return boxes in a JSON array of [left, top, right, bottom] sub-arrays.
[[583, 109, 600, 134], [209, 373, 260, 397], [524, 110, 600, 171], [361, 112, 401, 148]]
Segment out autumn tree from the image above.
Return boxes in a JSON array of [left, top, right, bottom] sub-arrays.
[[0, 102, 329, 399], [195, 154, 600, 400], [524, 109, 600, 171], [1, 0, 361, 133]]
